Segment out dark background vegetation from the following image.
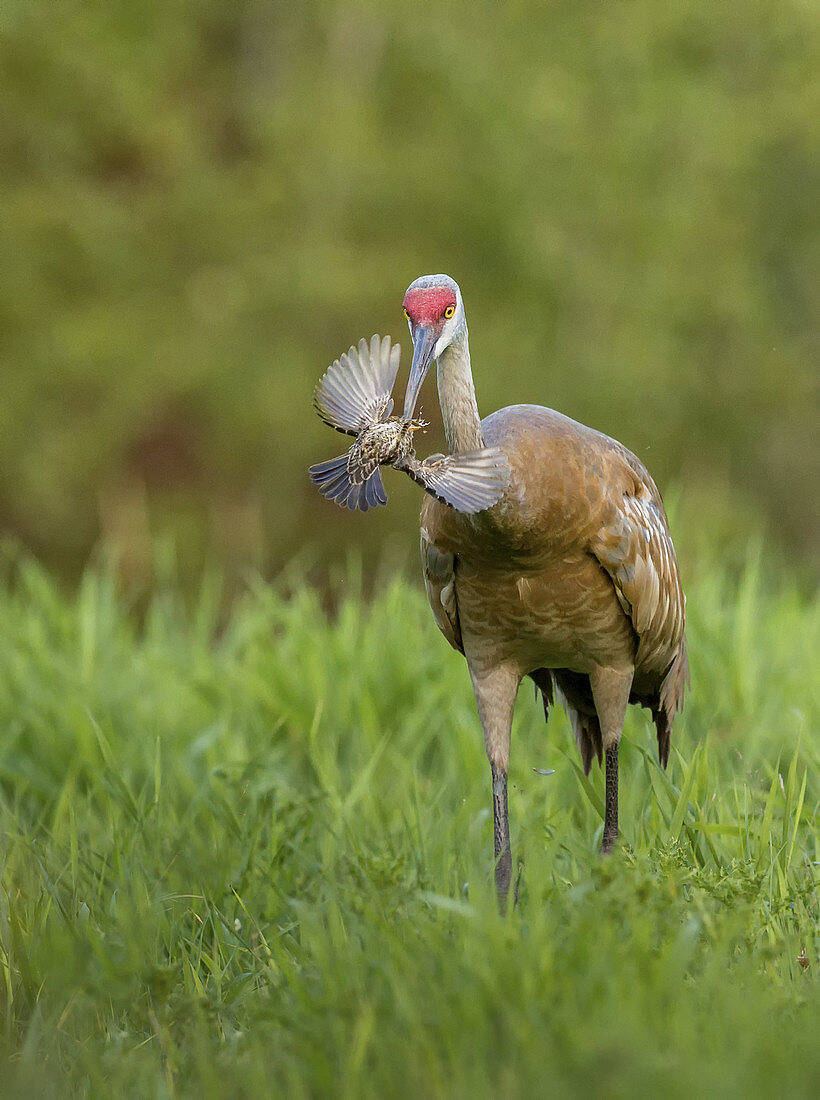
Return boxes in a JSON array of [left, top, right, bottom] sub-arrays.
[[2, 0, 818, 588]]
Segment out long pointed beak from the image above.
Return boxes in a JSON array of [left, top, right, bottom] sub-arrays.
[[403, 325, 437, 419]]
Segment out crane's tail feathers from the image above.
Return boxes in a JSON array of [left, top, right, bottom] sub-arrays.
[[403, 448, 510, 514], [529, 668, 554, 722], [309, 454, 388, 512], [313, 334, 401, 436], [573, 712, 603, 776], [654, 639, 689, 768], [654, 711, 671, 770], [550, 670, 603, 775]]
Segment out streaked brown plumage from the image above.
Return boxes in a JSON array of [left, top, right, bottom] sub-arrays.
[[402, 274, 688, 909], [347, 418, 425, 483]]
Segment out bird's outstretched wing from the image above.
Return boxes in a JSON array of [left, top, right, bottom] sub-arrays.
[[313, 335, 401, 436], [420, 529, 463, 654], [309, 453, 388, 512], [399, 449, 510, 514]]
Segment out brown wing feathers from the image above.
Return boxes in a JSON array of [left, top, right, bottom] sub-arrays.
[[592, 481, 688, 766]]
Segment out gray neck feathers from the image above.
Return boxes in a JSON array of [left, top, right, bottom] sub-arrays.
[[437, 330, 484, 454]]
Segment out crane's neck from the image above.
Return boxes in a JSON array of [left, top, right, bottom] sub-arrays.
[[437, 330, 484, 454]]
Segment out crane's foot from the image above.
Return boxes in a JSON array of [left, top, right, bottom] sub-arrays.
[[599, 743, 619, 856]]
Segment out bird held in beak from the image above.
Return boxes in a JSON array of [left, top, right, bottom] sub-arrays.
[[309, 334, 510, 513]]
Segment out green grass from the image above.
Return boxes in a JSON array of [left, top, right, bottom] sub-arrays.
[[0, 544, 818, 1097]]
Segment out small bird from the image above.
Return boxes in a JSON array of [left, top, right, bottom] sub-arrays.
[[398, 274, 689, 910], [310, 334, 510, 513]]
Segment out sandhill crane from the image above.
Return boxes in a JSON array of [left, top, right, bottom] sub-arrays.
[[401, 274, 688, 908]]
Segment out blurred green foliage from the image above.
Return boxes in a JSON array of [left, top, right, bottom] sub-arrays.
[[1, 0, 818, 585]]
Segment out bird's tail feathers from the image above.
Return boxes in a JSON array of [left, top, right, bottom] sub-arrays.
[[550, 670, 603, 776], [654, 638, 689, 768], [529, 668, 554, 723], [571, 712, 603, 776], [309, 454, 388, 512], [654, 710, 671, 770]]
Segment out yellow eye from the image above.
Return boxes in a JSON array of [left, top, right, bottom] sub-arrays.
[[403, 308, 411, 321], [444, 305, 455, 319]]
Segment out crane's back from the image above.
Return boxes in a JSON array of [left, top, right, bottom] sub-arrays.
[[423, 404, 661, 561]]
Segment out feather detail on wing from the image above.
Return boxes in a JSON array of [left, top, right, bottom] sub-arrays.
[[591, 486, 688, 728], [400, 449, 510, 514], [313, 334, 401, 435], [420, 528, 463, 653], [308, 453, 388, 511]]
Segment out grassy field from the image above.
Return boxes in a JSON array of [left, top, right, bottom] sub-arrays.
[[0, 543, 817, 1097]]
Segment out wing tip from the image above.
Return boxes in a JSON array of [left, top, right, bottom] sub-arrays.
[[313, 333, 401, 434]]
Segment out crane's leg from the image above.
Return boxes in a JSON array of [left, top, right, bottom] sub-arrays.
[[590, 666, 633, 856], [469, 664, 520, 912], [602, 744, 619, 855]]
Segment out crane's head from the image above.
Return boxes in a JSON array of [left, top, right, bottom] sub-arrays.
[[401, 273, 465, 418]]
